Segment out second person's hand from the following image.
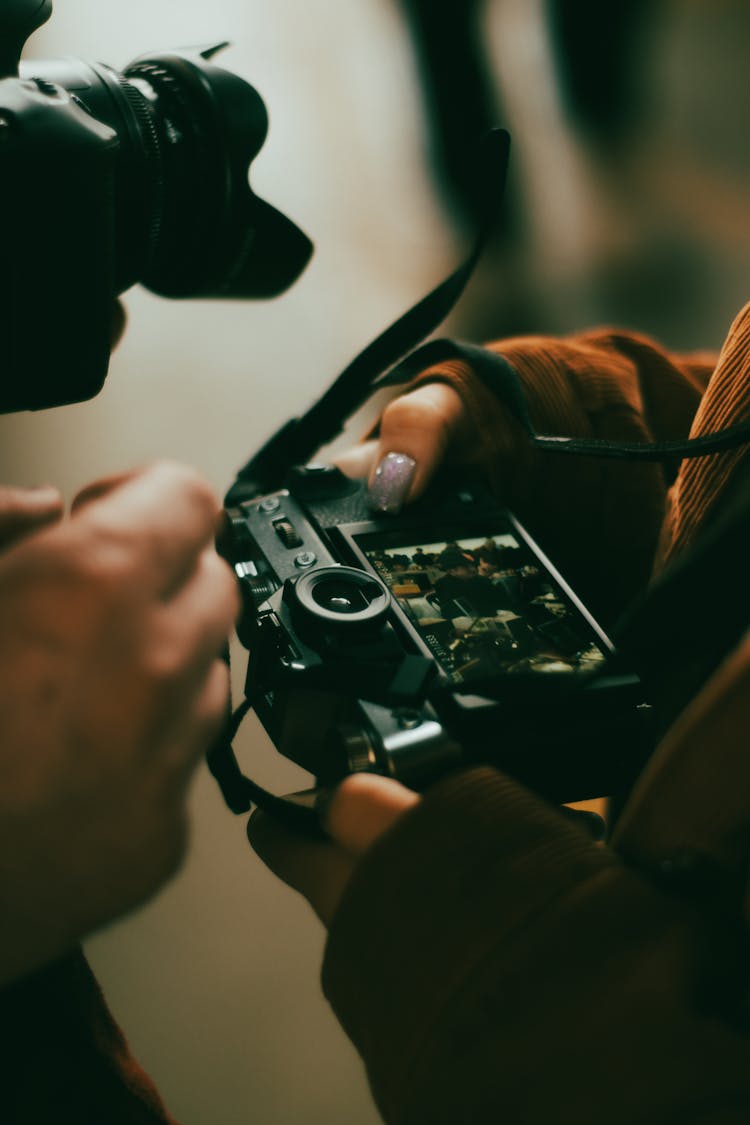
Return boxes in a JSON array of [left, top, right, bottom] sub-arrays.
[[0, 460, 240, 985]]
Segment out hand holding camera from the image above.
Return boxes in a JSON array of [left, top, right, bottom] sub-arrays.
[[0, 0, 312, 984], [249, 773, 419, 927], [334, 382, 475, 511], [0, 463, 239, 986]]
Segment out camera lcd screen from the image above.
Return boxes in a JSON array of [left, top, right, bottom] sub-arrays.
[[355, 526, 609, 688]]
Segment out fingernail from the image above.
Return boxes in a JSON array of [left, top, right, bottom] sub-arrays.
[[368, 452, 417, 514]]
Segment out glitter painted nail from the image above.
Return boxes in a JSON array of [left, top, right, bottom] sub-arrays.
[[368, 452, 417, 514]]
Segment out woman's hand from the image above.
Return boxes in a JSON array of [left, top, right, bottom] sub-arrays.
[[335, 382, 474, 513], [248, 774, 420, 926]]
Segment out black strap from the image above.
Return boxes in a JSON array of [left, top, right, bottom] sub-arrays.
[[206, 698, 325, 833], [226, 129, 511, 503], [228, 123, 750, 510], [379, 337, 750, 462]]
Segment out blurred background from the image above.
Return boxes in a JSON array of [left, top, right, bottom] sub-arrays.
[[2, 1, 750, 1122]]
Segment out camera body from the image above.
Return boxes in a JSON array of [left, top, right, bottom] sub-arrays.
[[224, 466, 652, 804], [0, 0, 311, 412]]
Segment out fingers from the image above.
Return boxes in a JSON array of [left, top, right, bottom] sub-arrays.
[[247, 811, 355, 927], [0, 486, 64, 548], [247, 774, 420, 927], [73, 462, 222, 597], [334, 439, 379, 482], [336, 383, 470, 514], [320, 773, 420, 854], [71, 470, 140, 513], [164, 545, 240, 667], [170, 657, 233, 781]]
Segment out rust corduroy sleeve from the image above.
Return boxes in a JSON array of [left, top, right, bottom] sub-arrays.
[[408, 326, 714, 623], [322, 769, 750, 1125]]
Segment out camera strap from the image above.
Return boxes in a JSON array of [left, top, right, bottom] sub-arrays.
[[226, 128, 511, 502], [207, 696, 328, 831], [376, 339, 750, 462], [227, 127, 750, 509]]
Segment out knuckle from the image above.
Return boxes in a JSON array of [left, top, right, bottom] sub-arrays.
[[27, 523, 132, 597], [151, 461, 219, 515], [382, 394, 428, 431], [142, 635, 185, 685], [383, 389, 452, 445], [80, 528, 138, 592]]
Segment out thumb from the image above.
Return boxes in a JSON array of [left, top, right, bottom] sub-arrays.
[[320, 773, 420, 855], [367, 382, 470, 513], [335, 382, 470, 515]]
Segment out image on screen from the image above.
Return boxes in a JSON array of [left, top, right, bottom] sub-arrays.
[[358, 530, 608, 688]]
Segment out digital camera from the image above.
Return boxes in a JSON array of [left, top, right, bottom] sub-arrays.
[[1, 0, 311, 412], [221, 465, 653, 807]]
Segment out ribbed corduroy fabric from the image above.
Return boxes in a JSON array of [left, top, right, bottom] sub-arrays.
[[665, 301, 750, 560], [409, 326, 715, 624], [322, 771, 750, 1125]]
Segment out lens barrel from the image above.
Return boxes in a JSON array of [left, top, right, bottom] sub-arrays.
[[20, 45, 312, 300]]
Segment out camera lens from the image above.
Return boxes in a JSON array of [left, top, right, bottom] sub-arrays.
[[21, 46, 312, 299], [290, 566, 391, 629], [312, 576, 384, 615]]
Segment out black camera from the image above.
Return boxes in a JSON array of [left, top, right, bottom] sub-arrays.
[[205, 127, 654, 824], [221, 466, 652, 808], [0, 0, 312, 412]]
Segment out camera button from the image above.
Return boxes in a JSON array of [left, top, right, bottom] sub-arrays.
[[259, 497, 282, 514], [294, 551, 318, 569], [235, 560, 258, 579], [273, 517, 303, 549], [394, 708, 422, 731]]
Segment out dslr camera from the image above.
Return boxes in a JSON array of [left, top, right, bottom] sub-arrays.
[[221, 465, 652, 810], [0, 0, 311, 412]]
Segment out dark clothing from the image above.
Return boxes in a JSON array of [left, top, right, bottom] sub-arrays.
[[0, 951, 176, 1124]]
